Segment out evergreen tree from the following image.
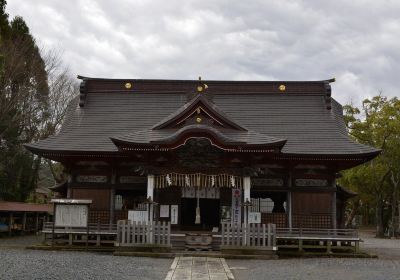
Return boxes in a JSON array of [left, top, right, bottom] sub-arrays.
[[0, 0, 49, 201]]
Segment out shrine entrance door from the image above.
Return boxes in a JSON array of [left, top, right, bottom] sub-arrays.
[[181, 198, 220, 230]]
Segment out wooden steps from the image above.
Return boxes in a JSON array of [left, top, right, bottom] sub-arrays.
[[170, 234, 222, 251]]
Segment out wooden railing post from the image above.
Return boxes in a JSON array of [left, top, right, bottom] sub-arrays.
[[242, 223, 247, 246], [272, 224, 276, 247], [262, 224, 266, 247], [221, 222, 225, 246]]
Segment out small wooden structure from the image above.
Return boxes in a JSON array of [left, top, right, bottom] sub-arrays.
[[42, 221, 117, 246], [45, 199, 116, 246], [0, 201, 52, 236]]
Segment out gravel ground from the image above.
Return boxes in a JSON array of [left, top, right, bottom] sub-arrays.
[[0, 249, 172, 280], [0, 234, 42, 248], [360, 229, 400, 259], [227, 258, 400, 280], [2, 231, 400, 280], [227, 229, 400, 280]]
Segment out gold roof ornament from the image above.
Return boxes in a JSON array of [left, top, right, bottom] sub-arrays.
[[279, 84, 286, 92], [125, 82, 132, 89], [196, 76, 208, 92], [196, 117, 202, 123]]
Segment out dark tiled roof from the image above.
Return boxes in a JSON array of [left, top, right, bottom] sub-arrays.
[[25, 78, 379, 157], [0, 202, 53, 213]]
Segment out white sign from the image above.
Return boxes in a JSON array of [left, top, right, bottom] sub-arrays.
[[55, 204, 88, 227], [128, 210, 148, 222], [248, 212, 261, 224], [171, 205, 178, 224], [231, 188, 242, 225], [160, 205, 170, 218]]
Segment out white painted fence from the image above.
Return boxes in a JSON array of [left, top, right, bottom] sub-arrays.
[[221, 222, 276, 247], [116, 220, 171, 246]]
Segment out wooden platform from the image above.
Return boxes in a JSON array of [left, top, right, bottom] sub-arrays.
[[276, 228, 361, 252]]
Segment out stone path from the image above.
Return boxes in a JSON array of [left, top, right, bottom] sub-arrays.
[[165, 256, 234, 280]]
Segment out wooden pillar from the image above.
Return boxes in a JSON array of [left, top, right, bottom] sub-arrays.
[[35, 212, 39, 232], [109, 168, 116, 225], [22, 212, 27, 233], [332, 190, 337, 229], [331, 178, 337, 229], [109, 188, 115, 225], [147, 174, 155, 223], [8, 212, 13, 236], [287, 172, 293, 229], [67, 174, 72, 198], [243, 176, 251, 225]]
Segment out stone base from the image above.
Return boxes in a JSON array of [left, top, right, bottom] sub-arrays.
[[116, 244, 172, 253], [220, 245, 276, 256]]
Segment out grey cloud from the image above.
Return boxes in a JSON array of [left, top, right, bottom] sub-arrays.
[[8, 0, 400, 105]]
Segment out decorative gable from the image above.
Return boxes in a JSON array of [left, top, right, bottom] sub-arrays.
[[152, 94, 246, 131]]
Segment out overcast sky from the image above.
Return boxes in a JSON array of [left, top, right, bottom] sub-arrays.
[[8, 0, 400, 105]]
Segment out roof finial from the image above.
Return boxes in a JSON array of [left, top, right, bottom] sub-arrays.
[[197, 76, 205, 92]]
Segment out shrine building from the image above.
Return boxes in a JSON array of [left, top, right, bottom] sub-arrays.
[[25, 77, 379, 231]]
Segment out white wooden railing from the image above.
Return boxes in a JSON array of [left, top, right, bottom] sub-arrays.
[[221, 222, 276, 248], [116, 220, 171, 247]]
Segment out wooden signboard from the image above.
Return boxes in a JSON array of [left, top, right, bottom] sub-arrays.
[[171, 205, 178, 224], [248, 212, 261, 224], [55, 204, 89, 227], [160, 205, 170, 218], [231, 188, 242, 225]]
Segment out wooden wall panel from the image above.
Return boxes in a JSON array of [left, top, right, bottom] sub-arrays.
[[72, 188, 110, 210], [292, 192, 332, 214]]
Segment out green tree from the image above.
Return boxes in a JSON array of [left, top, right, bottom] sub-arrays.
[[0, 1, 49, 201], [341, 95, 400, 237], [0, 1, 77, 202]]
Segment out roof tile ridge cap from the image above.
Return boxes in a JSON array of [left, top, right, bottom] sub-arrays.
[[78, 78, 88, 107], [324, 98, 359, 138], [58, 96, 80, 135]]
